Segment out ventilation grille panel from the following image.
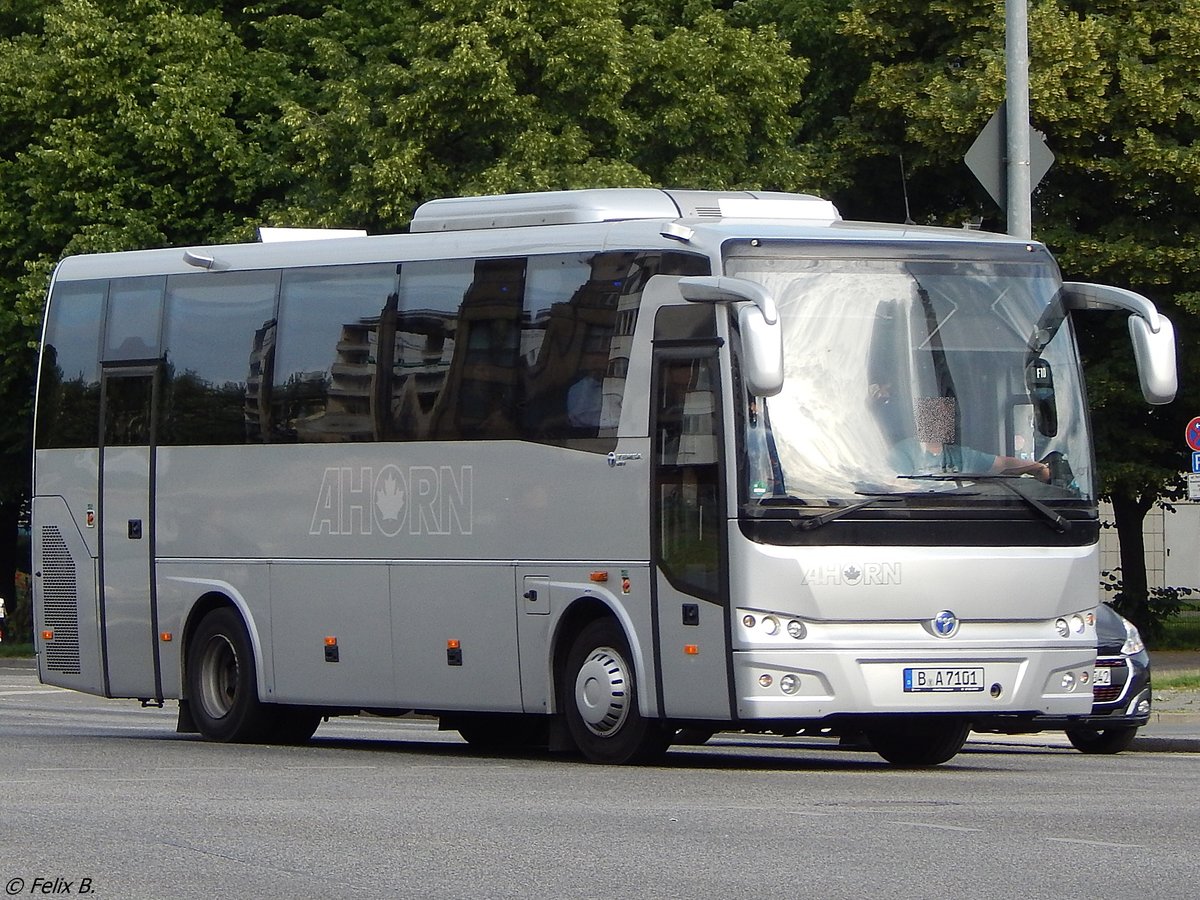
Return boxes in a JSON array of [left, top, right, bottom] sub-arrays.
[[39, 526, 82, 674]]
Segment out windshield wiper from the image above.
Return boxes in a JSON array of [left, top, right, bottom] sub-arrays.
[[744, 495, 903, 529], [755, 495, 811, 506], [900, 473, 1070, 532]]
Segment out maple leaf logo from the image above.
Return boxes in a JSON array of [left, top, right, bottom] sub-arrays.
[[376, 473, 406, 521], [843, 566, 862, 584]]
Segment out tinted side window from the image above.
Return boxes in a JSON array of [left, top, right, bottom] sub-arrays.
[[518, 250, 710, 448], [427, 258, 526, 440], [37, 280, 105, 449], [520, 252, 631, 443], [160, 271, 280, 445], [655, 352, 721, 599], [383, 259, 470, 441], [104, 277, 164, 362], [272, 264, 398, 443]]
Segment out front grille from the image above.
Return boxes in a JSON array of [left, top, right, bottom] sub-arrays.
[[1093, 656, 1128, 704]]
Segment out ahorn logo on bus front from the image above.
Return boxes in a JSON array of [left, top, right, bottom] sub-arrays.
[[309, 465, 473, 536], [798, 562, 901, 585]]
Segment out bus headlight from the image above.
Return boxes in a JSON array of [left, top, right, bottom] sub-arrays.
[[762, 616, 780, 636], [1055, 618, 1070, 638], [780, 674, 801, 694], [1061, 672, 1076, 691], [787, 620, 806, 640]]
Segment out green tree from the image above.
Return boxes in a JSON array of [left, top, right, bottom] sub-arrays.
[[826, 0, 1200, 638], [258, 0, 815, 231], [0, 0, 290, 627]]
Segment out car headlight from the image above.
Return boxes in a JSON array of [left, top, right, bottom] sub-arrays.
[[1121, 618, 1145, 656]]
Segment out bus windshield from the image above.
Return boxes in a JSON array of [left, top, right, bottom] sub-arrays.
[[726, 247, 1093, 508]]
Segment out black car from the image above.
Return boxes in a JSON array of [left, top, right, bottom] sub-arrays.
[[976, 603, 1152, 753]]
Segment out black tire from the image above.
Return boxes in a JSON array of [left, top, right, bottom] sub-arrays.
[[272, 706, 322, 745], [561, 619, 670, 764], [186, 607, 273, 743], [1065, 725, 1138, 754], [866, 718, 971, 766]]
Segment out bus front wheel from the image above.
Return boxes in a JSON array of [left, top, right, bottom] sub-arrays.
[[561, 619, 669, 765], [186, 607, 271, 743], [866, 718, 970, 766]]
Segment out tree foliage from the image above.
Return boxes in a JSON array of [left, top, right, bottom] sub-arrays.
[[257, 0, 813, 231], [0, 0, 291, 365]]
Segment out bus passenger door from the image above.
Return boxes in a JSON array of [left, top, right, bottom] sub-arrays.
[[98, 368, 162, 700], [651, 336, 734, 721]]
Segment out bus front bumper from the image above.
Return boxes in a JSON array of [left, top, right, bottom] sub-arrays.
[[731, 648, 1097, 721]]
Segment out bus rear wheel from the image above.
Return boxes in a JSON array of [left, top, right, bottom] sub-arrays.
[[561, 619, 669, 765], [866, 718, 970, 766], [186, 607, 272, 743]]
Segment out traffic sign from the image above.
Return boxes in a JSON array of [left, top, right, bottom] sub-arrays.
[[965, 101, 1055, 210], [1187, 417, 1200, 452]]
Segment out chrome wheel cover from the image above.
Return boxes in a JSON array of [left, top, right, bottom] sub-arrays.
[[197, 634, 238, 720], [574, 645, 630, 737]]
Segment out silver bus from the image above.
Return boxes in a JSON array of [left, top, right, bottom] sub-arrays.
[[31, 189, 1177, 764]]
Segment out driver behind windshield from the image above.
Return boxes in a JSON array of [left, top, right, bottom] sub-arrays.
[[888, 396, 1050, 481]]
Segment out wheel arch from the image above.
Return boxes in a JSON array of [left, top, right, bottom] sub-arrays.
[[550, 594, 659, 719], [176, 580, 270, 703]]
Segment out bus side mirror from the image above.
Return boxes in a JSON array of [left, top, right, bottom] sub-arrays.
[[678, 276, 784, 397], [1061, 282, 1178, 405], [1127, 315, 1177, 405]]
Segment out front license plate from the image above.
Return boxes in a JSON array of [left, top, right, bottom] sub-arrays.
[[903, 667, 985, 692], [1093, 667, 1113, 686]]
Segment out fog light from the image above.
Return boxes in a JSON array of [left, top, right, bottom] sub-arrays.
[[780, 674, 800, 694], [1136, 698, 1151, 716], [763, 616, 780, 636], [1055, 618, 1070, 638], [1071, 614, 1085, 634], [743, 614, 756, 628], [787, 620, 806, 640], [1062, 672, 1076, 691], [759, 674, 774, 688]]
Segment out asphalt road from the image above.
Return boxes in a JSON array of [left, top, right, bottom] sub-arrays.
[[3, 663, 1198, 900]]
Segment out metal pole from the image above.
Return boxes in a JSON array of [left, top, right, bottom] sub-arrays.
[[1005, 0, 1032, 239]]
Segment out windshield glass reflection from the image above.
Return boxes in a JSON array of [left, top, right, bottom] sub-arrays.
[[726, 248, 1093, 508]]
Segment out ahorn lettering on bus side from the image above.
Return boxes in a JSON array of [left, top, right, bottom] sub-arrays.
[[309, 465, 474, 536]]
